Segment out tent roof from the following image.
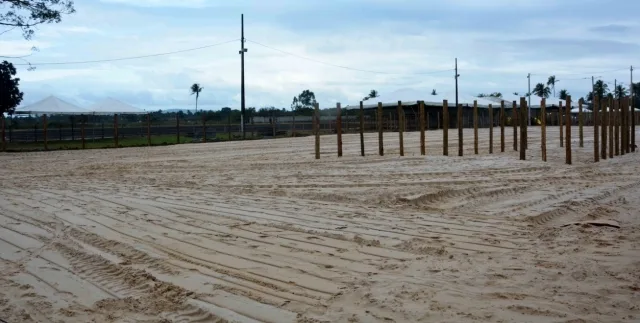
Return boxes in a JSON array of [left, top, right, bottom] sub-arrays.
[[86, 97, 146, 115], [14, 95, 89, 115]]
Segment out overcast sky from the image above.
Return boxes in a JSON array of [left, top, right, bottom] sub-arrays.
[[2, 0, 639, 111]]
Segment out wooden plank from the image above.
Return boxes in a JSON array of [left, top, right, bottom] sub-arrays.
[[609, 96, 614, 158], [559, 101, 564, 147], [458, 104, 463, 156], [315, 103, 320, 159], [601, 95, 607, 160], [513, 101, 518, 151], [147, 113, 151, 146], [443, 100, 449, 156], [520, 97, 526, 160], [541, 98, 546, 162], [337, 103, 343, 157], [500, 100, 505, 152], [613, 99, 620, 156], [565, 96, 572, 164], [398, 101, 404, 156], [419, 100, 425, 155], [489, 104, 493, 154], [594, 95, 600, 162], [359, 101, 365, 157], [378, 102, 384, 156], [202, 113, 207, 142], [473, 100, 478, 155], [579, 98, 584, 148]]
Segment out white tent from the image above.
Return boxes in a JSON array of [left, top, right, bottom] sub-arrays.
[[86, 97, 146, 115], [14, 95, 89, 115], [347, 88, 497, 109]]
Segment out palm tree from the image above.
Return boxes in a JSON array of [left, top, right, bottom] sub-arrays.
[[593, 80, 609, 100], [558, 89, 570, 100], [547, 75, 557, 98], [368, 89, 379, 99], [532, 83, 551, 98], [614, 84, 628, 99], [190, 83, 203, 112]]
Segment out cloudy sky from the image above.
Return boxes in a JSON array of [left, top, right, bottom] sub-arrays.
[[2, 0, 640, 111]]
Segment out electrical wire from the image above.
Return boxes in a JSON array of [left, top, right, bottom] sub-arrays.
[[246, 39, 455, 75], [11, 39, 240, 66], [530, 67, 629, 77]]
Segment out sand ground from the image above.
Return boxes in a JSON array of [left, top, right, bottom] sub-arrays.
[[0, 126, 639, 323]]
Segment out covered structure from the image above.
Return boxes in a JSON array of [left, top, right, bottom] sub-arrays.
[[14, 95, 89, 115], [86, 97, 146, 115]]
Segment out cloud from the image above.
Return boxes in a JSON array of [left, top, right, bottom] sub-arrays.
[[4, 0, 640, 111], [589, 24, 631, 34]]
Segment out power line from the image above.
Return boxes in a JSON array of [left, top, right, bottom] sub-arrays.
[[246, 39, 454, 75], [11, 39, 240, 66], [530, 67, 628, 77]]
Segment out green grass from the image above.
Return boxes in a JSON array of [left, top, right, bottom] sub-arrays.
[[3, 135, 193, 152]]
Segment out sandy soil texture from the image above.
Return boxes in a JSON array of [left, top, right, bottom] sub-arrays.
[[0, 126, 639, 323]]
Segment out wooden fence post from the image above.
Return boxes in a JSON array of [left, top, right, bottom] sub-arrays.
[[315, 103, 320, 159], [398, 101, 404, 156], [608, 97, 614, 158], [81, 115, 86, 149], [228, 113, 232, 140], [566, 96, 572, 165], [337, 103, 343, 157], [620, 97, 628, 155], [359, 101, 365, 157], [559, 101, 564, 147], [541, 98, 547, 162], [579, 98, 584, 148], [378, 102, 384, 156], [473, 100, 478, 154], [500, 100, 505, 152], [489, 103, 494, 154], [147, 113, 151, 146], [513, 101, 518, 151], [419, 100, 425, 155], [594, 95, 600, 162], [443, 100, 449, 156], [632, 94, 636, 152], [623, 96, 629, 154], [520, 97, 526, 160], [176, 114, 180, 143], [1, 114, 5, 152], [614, 97, 620, 156], [114, 114, 119, 148], [601, 96, 607, 160], [458, 104, 463, 156]]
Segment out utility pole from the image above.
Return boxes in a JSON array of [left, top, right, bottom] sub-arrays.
[[239, 14, 248, 139], [455, 58, 459, 114], [527, 73, 531, 126]]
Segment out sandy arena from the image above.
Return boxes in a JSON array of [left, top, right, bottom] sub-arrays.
[[0, 126, 639, 323]]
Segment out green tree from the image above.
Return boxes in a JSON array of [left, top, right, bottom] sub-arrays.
[[547, 75, 557, 98], [0, 60, 24, 115], [532, 83, 551, 98], [593, 80, 609, 100], [614, 84, 628, 99], [558, 89, 569, 100], [0, 0, 75, 40], [190, 83, 203, 112]]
